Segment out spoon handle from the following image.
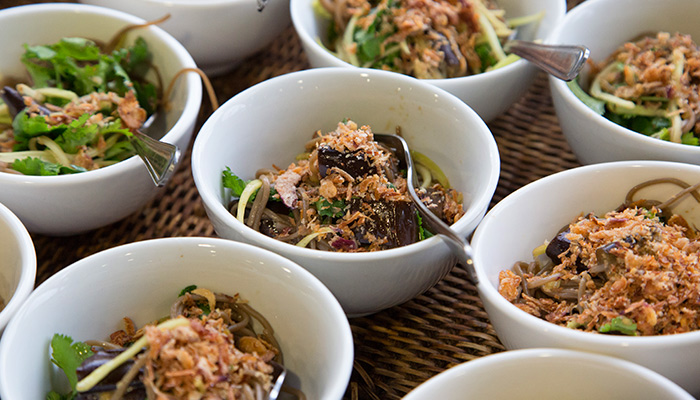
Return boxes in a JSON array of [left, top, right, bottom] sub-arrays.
[[130, 130, 180, 187], [505, 40, 590, 81], [412, 196, 479, 284]]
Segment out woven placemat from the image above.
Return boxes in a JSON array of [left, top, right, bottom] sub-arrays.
[[5, 0, 583, 398]]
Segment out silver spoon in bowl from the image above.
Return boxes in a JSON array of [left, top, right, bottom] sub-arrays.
[[1, 85, 179, 187], [504, 40, 590, 81], [134, 113, 180, 187], [373, 133, 478, 284], [268, 359, 287, 400]]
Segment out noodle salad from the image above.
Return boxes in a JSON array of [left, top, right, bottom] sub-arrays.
[[223, 120, 465, 252], [47, 285, 295, 400], [570, 32, 700, 145], [313, 0, 543, 78], [0, 33, 159, 176], [498, 178, 700, 336]]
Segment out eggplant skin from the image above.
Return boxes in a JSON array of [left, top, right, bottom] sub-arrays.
[[317, 145, 373, 179], [350, 198, 418, 249], [75, 348, 145, 399]]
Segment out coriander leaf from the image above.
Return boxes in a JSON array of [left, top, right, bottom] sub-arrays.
[[416, 210, 434, 241], [179, 284, 197, 296], [11, 157, 61, 176], [315, 198, 346, 219], [11, 110, 53, 150], [222, 167, 249, 197], [54, 114, 99, 153], [599, 316, 637, 336], [475, 43, 497, 71], [50, 333, 94, 396]]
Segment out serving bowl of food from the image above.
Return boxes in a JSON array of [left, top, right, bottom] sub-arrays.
[[403, 348, 694, 400], [0, 202, 35, 336], [0, 3, 202, 235], [291, 0, 566, 121], [549, 0, 700, 165], [471, 160, 700, 396], [79, 0, 291, 76], [192, 67, 500, 316], [0, 237, 353, 399]]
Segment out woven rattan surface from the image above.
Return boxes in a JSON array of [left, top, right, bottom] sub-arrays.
[[5, 0, 583, 398]]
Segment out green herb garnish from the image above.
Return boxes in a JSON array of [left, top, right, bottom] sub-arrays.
[[315, 197, 346, 219], [47, 334, 94, 400], [599, 316, 638, 336]]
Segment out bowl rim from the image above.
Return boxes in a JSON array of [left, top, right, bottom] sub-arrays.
[[472, 160, 700, 345], [547, 0, 700, 156], [0, 236, 354, 399], [0, 202, 36, 331], [0, 2, 203, 185], [403, 347, 695, 399], [82, 0, 262, 6], [192, 66, 501, 261], [290, 0, 567, 85]]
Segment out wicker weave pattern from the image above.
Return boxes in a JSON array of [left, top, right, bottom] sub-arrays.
[[4, 1, 585, 398]]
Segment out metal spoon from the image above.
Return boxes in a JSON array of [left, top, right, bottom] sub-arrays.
[[504, 40, 590, 81], [133, 114, 180, 187], [268, 359, 287, 400], [373, 133, 478, 284], [1, 85, 179, 186]]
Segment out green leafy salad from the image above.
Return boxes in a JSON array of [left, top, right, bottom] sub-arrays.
[[568, 31, 700, 145], [0, 34, 159, 176]]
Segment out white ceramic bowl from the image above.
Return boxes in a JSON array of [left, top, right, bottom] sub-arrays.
[[192, 67, 500, 316], [80, 0, 291, 76], [0, 202, 35, 336], [549, 0, 700, 165], [0, 4, 202, 235], [403, 348, 694, 400], [0, 237, 353, 399], [471, 160, 700, 396], [291, 0, 566, 122]]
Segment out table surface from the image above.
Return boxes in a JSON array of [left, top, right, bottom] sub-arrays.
[[5, 0, 584, 398]]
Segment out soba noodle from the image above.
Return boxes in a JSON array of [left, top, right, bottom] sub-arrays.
[[50, 287, 297, 400], [499, 178, 700, 336], [224, 120, 465, 252]]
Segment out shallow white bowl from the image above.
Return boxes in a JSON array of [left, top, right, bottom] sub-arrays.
[[0, 237, 353, 399], [80, 0, 291, 76], [192, 67, 500, 316], [403, 348, 694, 400], [0, 3, 202, 235], [291, 0, 565, 121], [0, 202, 35, 336], [549, 0, 700, 165], [471, 161, 700, 396]]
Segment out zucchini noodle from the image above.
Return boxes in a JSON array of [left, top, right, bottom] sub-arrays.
[[49, 287, 301, 400], [315, 0, 542, 78], [579, 32, 700, 145], [223, 120, 465, 252]]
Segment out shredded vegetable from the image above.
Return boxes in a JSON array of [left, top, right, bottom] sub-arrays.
[[576, 32, 700, 145], [314, 0, 543, 79]]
